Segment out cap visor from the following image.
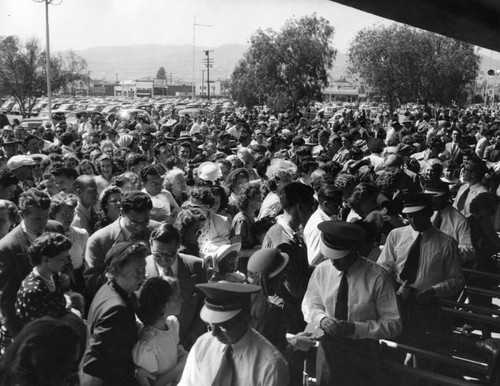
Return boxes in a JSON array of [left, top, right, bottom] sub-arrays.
[[200, 306, 242, 324], [402, 205, 428, 214], [423, 189, 447, 197], [320, 242, 352, 260]]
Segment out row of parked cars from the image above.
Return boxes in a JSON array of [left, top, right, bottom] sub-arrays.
[[0, 95, 238, 128]]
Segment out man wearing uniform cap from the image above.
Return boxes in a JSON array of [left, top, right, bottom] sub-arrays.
[[377, 193, 464, 351], [178, 282, 289, 386], [424, 179, 474, 262], [302, 220, 401, 386]]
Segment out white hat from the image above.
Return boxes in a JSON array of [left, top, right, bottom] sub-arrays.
[[213, 243, 241, 273], [198, 162, 222, 182], [7, 155, 36, 170]]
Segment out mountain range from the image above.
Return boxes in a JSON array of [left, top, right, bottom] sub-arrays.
[[76, 43, 499, 84], [76, 43, 349, 83]]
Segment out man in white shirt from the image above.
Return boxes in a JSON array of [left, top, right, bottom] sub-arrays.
[[139, 164, 179, 223], [377, 193, 464, 353], [303, 221, 401, 386], [303, 184, 343, 265], [424, 179, 474, 262], [179, 282, 289, 386]]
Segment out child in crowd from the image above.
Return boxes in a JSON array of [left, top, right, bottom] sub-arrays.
[[133, 277, 187, 386]]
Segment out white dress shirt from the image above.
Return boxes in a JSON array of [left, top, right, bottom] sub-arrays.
[[453, 182, 488, 217], [178, 327, 289, 386], [303, 207, 331, 265], [377, 225, 464, 297], [302, 257, 402, 340], [432, 205, 474, 262]]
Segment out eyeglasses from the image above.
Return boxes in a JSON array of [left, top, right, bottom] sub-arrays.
[[152, 249, 177, 259]]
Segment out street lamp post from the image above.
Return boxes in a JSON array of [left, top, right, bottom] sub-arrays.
[[192, 17, 211, 100], [33, 0, 61, 124]]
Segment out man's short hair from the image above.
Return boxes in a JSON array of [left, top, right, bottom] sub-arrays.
[[50, 165, 78, 180], [19, 188, 51, 212], [279, 182, 314, 210], [73, 175, 95, 193], [0, 169, 19, 189], [121, 191, 153, 213], [150, 223, 180, 245], [139, 164, 162, 184], [125, 153, 148, 171], [317, 184, 343, 204]]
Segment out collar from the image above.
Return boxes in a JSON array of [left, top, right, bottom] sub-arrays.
[[468, 182, 483, 191], [276, 215, 299, 240], [110, 279, 134, 308], [231, 327, 252, 359], [77, 202, 91, 218], [412, 226, 435, 241], [119, 217, 132, 240], [155, 257, 179, 276], [21, 220, 39, 241], [332, 254, 362, 277]]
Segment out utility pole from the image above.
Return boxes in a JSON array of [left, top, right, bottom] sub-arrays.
[[87, 71, 92, 96], [200, 70, 206, 98], [203, 50, 214, 101], [33, 0, 62, 122], [192, 17, 211, 100]]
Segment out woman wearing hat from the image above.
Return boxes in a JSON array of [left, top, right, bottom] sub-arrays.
[[83, 242, 148, 386], [247, 249, 316, 356], [208, 243, 245, 283]]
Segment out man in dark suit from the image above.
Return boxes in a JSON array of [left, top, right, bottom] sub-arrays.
[[0, 189, 64, 339], [483, 130, 500, 162], [84, 191, 160, 302], [445, 128, 465, 167], [145, 223, 206, 350]]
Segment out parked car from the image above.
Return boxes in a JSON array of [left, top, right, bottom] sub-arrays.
[[117, 109, 152, 124]]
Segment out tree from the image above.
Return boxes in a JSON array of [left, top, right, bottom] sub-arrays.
[[156, 66, 167, 79], [348, 25, 480, 111], [0, 36, 87, 117], [230, 14, 336, 112]]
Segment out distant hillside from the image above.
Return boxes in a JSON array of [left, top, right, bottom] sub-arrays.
[[76, 44, 248, 83], [76, 44, 499, 84]]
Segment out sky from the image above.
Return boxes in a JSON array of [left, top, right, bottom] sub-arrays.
[[0, 0, 407, 53], [1, 0, 499, 58]]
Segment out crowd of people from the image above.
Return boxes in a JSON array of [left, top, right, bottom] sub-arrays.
[[0, 103, 498, 385]]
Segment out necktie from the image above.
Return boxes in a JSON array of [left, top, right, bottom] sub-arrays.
[[456, 186, 470, 213], [433, 211, 443, 229], [400, 233, 422, 285], [212, 345, 235, 386], [130, 232, 144, 242], [335, 271, 349, 321], [164, 266, 174, 277]]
